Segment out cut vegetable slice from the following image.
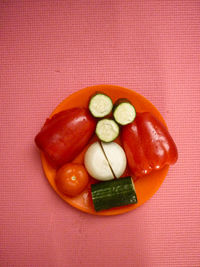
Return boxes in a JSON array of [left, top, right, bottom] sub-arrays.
[[91, 176, 137, 211], [113, 98, 136, 125], [96, 119, 119, 142], [84, 141, 127, 181], [101, 142, 127, 178], [84, 142, 114, 181], [89, 92, 113, 118]]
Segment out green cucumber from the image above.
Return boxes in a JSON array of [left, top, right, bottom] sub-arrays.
[[95, 119, 119, 143], [113, 98, 136, 125], [89, 92, 113, 118], [91, 176, 137, 211]]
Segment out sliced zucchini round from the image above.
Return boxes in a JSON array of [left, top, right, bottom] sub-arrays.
[[89, 92, 113, 118], [95, 119, 119, 143], [113, 98, 136, 125]]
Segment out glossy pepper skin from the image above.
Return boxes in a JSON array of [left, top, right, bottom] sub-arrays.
[[122, 112, 178, 177], [35, 108, 96, 168]]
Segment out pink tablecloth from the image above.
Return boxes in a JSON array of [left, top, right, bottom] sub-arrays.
[[1, 1, 200, 266]]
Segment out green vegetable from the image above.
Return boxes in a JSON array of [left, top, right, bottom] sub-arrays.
[[113, 98, 136, 125], [95, 119, 119, 143], [89, 92, 113, 118], [91, 176, 137, 211]]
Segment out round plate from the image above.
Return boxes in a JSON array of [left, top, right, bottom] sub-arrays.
[[41, 85, 169, 215]]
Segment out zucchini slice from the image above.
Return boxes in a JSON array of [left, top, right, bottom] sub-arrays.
[[89, 92, 113, 118], [91, 176, 137, 212], [95, 119, 119, 143], [113, 98, 136, 125]]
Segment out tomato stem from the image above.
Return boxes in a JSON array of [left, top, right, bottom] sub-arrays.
[[71, 176, 76, 181]]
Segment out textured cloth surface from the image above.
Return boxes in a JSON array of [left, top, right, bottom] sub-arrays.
[[1, 1, 200, 266]]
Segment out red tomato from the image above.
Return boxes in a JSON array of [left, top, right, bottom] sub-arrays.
[[35, 108, 96, 168], [55, 163, 89, 197], [122, 112, 178, 177]]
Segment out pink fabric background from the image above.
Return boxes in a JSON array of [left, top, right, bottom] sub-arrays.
[[1, 1, 200, 266]]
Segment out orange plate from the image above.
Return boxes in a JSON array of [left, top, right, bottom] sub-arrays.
[[41, 85, 169, 216]]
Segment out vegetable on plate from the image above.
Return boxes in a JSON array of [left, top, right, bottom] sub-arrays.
[[35, 108, 96, 168], [89, 92, 113, 118], [84, 141, 127, 181], [95, 119, 119, 142], [101, 142, 127, 178], [122, 112, 178, 177], [91, 176, 137, 211], [113, 98, 136, 125], [55, 163, 89, 197]]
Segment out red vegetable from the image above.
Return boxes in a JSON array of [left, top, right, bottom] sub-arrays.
[[55, 163, 89, 197], [35, 108, 96, 168], [122, 112, 178, 177]]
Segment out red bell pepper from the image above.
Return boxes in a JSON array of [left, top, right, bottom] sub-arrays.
[[122, 112, 178, 177], [35, 108, 96, 168]]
